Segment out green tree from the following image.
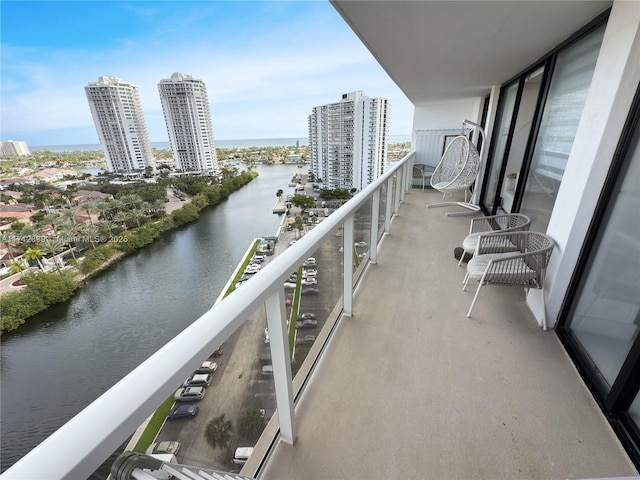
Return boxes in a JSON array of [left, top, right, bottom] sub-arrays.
[[21, 271, 77, 305], [276, 189, 283, 198], [290, 194, 314, 210], [237, 409, 267, 443], [204, 414, 233, 449], [24, 246, 46, 270], [39, 237, 65, 273]]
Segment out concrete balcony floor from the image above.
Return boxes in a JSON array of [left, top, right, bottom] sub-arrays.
[[261, 188, 638, 480]]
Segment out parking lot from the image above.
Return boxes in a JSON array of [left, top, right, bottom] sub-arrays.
[[151, 180, 369, 472]]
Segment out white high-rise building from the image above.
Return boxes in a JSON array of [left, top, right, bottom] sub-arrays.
[[158, 72, 218, 173], [85, 76, 155, 173], [308, 91, 389, 191], [0, 140, 30, 156]]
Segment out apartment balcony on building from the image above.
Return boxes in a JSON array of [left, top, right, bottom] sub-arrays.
[[3, 151, 636, 480]]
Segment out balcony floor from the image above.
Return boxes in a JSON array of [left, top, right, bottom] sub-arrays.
[[261, 188, 637, 480]]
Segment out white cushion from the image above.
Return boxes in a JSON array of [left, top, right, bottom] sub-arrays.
[[466, 253, 537, 283], [462, 233, 519, 255]]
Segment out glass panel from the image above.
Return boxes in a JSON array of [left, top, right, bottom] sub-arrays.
[[520, 26, 605, 231], [498, 66, 545, 213], [483, 82, 519, 212], [566, 107, 640, 390], [353, 198, 372, 279]]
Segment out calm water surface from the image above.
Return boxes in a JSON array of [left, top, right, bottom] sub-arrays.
[[0, 164, 300, 473]]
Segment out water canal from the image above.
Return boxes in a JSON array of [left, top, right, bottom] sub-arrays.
[[0, 164, 301, 473]]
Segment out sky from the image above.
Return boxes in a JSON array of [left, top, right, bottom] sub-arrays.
[[0, 0, 414, 146]]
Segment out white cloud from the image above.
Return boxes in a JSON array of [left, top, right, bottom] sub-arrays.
[[1, 3, 414, 145]]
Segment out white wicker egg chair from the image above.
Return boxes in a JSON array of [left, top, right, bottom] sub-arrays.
[[427, 120, 485, 216]]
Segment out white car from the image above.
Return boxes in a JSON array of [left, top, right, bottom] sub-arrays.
[[283, 282, 297, 289], [146, 441, 181, 455], [196, 361, 218, 373], [301, 277, 317, 286], [303, 269, 317, 277], [355, 241, 368, 248]]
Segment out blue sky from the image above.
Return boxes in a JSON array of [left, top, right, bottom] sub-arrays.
[[1, 1, 413, 146]]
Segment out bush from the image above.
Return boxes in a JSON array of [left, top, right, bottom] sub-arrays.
[[79, 244, 118, 273], [171, 203, 200, 226], [1, 271, 78, 333], [22, 271, 77, 305], [0, 289, 46, 332]]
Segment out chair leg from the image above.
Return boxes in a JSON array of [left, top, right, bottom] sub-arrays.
[[467, 281, 484, 317], [462, 273, 471, 291]]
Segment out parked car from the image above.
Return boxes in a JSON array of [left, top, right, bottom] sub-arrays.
[[174, 386, 206, 402], [295, 335, 316, 346], [303, 259, 316, 267], [296, 319, 317, 329], [301, 288, 319, 296], [212, 348, 223, 357], [167, 404, 199, 419], [287, 275, 298, 283], [183, 373, 212, 388], [146, 441, 181, 455], [302, 270, 317, 278], [264, 332, 270, 344], [355, 241, 368, 248], [301, 277, 317, 286], [283, 282, 297, 289], [299, 312, 316, 320], [289, 240, 297, 246], [196, 361, 218, 373]]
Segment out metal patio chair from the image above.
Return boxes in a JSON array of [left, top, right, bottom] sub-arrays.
[[462, 231, 555, 329]]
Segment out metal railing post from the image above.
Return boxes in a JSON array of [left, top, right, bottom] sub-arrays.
[[265, 289, 296, 444], [370, 190, 380, 264], [385, 177, 393, 234], [343, 215, 354, 316]]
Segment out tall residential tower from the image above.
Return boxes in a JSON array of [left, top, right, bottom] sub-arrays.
[[158, 72, 218, 173], [84, 76, 155, 173], [308, 91, 389, 191]]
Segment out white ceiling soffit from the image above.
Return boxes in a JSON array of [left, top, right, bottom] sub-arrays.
[[331, 0, 612, 106]]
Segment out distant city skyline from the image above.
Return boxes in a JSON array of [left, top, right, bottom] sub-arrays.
[[1, 1, 414, 147]]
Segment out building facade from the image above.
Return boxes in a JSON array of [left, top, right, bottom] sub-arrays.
[[308, 91, 388, 191], [158, 72, 218, 173], [84, 76, 155, 173], [0, 140, 30, 156]]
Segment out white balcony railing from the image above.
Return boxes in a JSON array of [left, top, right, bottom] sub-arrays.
[[1, 151, 416, 479]]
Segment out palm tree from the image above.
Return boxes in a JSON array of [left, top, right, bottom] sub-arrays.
[[39, 237, 65, 273], [57, 221, 80, 262], [120, 194, 142, 211], [204, 414, 233, 449], [129, 208, 145, 228], [238, 409, 267, 442], [93, 200, 112, 221], [99, 219, 118, 237], [9, 261, 27, 277], [79, 223, 99, 249], [79, 202, 96, 226], [0, 230, 17, 263], [24, 246, 46, 270], [114, 211, 131, 231]]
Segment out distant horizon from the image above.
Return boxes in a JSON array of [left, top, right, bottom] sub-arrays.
[[28, 134, 411, 152]]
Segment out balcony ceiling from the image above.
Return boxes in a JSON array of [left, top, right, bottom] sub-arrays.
[[331, 0, 612, 106]]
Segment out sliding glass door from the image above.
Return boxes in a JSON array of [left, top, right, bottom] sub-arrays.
[[559, 84, 640, 464]]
